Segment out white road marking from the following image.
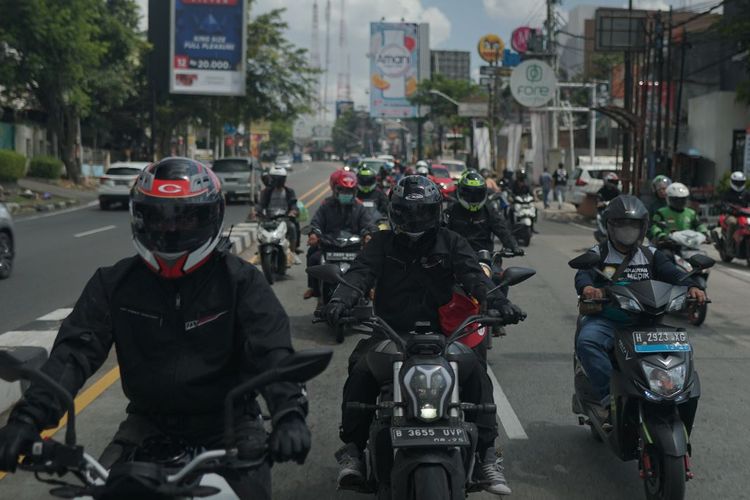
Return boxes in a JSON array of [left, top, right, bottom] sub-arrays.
[[74, 225, 116, 238], [0, 330, 58, 351], [723, 334, 750, 350], [15, 201, 99, 223], [487, 367, 528, 440], [715, 265, 750, 282], [568, 222, 594, 232], [36, 308, 74, 321]]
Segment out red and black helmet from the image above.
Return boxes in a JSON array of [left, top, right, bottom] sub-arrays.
[[130, 157, 225, 279], [334, 170, 357, 190]]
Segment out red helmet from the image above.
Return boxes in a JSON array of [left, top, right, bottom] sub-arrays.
[[329, 169, 344, 191], [130, 157, 225, 279], [334, 170, 357, 190]]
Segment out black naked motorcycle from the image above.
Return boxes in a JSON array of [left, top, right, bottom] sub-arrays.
[[0, 346, 332, 499], [307, 263, 535, 500], [568, 251, 714, 500]]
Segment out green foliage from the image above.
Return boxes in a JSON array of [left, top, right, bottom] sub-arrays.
[[0, 149, 26, 182], [332, 110, 374, 157], [268, 121, 293, 152], [409, 75, 482, 139], [28, 156, 63, 179], [720, 4, 750, 104]]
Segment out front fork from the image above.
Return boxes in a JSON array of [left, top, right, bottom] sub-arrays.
[[638, 403, 694, 482]]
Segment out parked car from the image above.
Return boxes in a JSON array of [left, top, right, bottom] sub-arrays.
[[566, 164, 622, 206], [276, 155, 293, 171], [359, 158, 388, 173], [302, 153, 313, 162], [376, 154, 395, 163], [211, 157, 262, 204], [440, 159, 467, 180], [429, 164, 457, 199], [0, 202, 14, 279], [98, 161, 151, 210]]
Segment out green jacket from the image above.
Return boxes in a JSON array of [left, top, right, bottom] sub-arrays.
[[650, 206, 707, 240]]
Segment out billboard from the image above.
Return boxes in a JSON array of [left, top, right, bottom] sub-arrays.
[[370, 22, 429, 118], [170, 0, 247, 96], [336, 100, 355, 119]]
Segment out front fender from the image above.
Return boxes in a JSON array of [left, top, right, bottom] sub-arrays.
[[260, 244, 277, 255], [641, 410, 689, 457]]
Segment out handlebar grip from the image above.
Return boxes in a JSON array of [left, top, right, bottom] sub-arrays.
[[345, 402, 377, 411], [312, 318, 326, 324], [686, 298, 712, 304], [580, 298, 610, 304]]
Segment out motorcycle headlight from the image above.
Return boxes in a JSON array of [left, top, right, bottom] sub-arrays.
[[614, 294, 642, 312], [272, 224, 287, 239], [402, 365, 454, 422], [257, 231, 271, 244], [667, 294, 687, 312], [641, 362, 686, 397]]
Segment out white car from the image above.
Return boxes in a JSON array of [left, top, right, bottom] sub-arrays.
[[376, 154, 395, 163], [566, 164, 621, 206], [276, 156, 293, 171], [302, 154, 312, 162], [440, 159, 467, 180], [98, 161, 150, 210]]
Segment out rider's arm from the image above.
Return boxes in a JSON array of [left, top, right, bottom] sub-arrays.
[[236, 263, 306, 423], [9, 269, 114, 430], [450, 232, 499, 303], [330, 231, 384, 307], [690, 211, 708, 234], [309, 201, 328, 235], [649, 210, 667, 240], [286, 187, 299, 214], [487, 206, 519, 251], [355, 204, 378, 236]]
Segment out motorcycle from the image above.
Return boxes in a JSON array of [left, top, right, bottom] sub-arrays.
[[256, 208, 292, 285], [307, 263, 534, 500], [507, 194, 536, 247], [0, 345, 332, 499], [654, 229, 711, 326], [711, 203, 750, 266], [317, 231, 364, 342], [359, 199, 390, 231], [568, 251, 715, 500], [594, 201, 609, 244]]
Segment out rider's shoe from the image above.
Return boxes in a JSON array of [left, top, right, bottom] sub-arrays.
[[335, 443, 366, 490], [592, 404, 612, 432], [475, 448, 512, 496]]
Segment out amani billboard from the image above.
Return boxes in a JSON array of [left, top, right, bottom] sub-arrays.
[[370, 22, 429, 118], [170, 0, 247, 96]]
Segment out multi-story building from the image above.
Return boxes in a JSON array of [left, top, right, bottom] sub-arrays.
[[430, 50, 471, 82]]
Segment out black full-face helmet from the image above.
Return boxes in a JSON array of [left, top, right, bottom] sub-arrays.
[[389, 175, 442, 241], [604, 195, 649, 251]]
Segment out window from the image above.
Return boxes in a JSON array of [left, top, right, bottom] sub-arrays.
[[212, 160, 250, 173]]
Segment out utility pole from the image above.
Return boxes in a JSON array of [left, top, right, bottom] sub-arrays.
[[664, 7, 673, 165], [546, 0, 557, 169], [654, 12, 664, 161], [673, 28, 687, 157], [622, 0, 633, 192]]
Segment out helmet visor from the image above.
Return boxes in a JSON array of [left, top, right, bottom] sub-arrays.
[[731, 179, 746, 190], [132, 201, 221, 254], [669, 197, 688, 211], [390, 202, 441, 234], [458, 186, 487, 204], [357, 174, 376, 188]]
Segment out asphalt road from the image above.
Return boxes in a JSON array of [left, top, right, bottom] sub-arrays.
[[3, 163, 750, 499]]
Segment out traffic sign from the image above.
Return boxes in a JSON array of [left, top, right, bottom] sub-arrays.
[[479, 77, 492, 88], [458, 101, 489, 117], [510, 59, 557, 107], [480, 66, 502, 76]]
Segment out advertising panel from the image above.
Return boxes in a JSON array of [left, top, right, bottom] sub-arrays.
[[510, 60, 557, 108], [336, 100, 355, 119], [477, 34, 505, 63], [170, 0, 247, 96], [370, 22, 428, 118]]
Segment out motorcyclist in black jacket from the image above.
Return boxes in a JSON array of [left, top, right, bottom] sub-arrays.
[[354, 164, 389, 216], [304, 170, 377, 300], [326, 175, 524, 496], [444, 170, 523, 255], [0, 158, 310, 499]]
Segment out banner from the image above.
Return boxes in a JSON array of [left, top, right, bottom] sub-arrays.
[[370, 22, 428, 118], [170, 0, 247, 96]]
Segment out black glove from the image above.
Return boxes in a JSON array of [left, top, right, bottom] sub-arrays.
[[469, 283, 488, 311], [268, 413, 311, 464], [323, 299, 347, 328], [0, 420, 39, 472], [513, 247, 525, 257], [497, 302, 526, 325], [234, 418, 268, 462]]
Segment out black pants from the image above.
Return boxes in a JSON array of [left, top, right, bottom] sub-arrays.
[[99, 413, 271, 500], [306, 246, 322, 292], [340, 337, 498, 453]]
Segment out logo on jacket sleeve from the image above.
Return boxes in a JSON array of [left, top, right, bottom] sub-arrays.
[[185, 311, 228, 331]]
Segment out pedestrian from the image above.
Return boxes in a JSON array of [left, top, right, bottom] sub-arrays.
[[540, 168, 553, 208], [553, 163, 568, 209]]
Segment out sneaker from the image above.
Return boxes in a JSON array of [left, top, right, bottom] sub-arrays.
[[335, 443, 365, 490], [475, 448, 512, 496], [592, 404, 612, 432]]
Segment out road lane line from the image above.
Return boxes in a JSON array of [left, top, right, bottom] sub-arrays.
[[568, 222, 593, 232], [298, 179, 329, 202], [15, 201, 99, 223], [487, 367, 528, 440], [0, 366, 121, 481], [36, 308, 74, 321], [305, 184, 331, 208], [74, 225, 116, 238]]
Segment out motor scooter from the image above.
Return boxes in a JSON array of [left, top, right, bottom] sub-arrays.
[[256, 208, 291, 285], [507, 194, 536, 247], [711, 203, 750, 267]]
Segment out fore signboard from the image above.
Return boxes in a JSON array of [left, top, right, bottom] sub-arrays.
[[169, 0, 247, 96], [510, 59, 557, 107]]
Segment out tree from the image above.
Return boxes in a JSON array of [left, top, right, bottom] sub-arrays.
[[267, 120, 293, 152], [0, 0, 143, 182], [721, 3, 750, 103]]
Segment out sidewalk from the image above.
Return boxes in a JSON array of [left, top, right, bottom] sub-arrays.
[[18, 178, 98, 203], [535, 201, 593, 225]]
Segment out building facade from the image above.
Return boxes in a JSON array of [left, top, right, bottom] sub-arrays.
[[430, 50, 471, 82]]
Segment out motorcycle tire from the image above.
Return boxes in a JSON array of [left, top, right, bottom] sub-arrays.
[[687, 302, 707, 326], [335, 323, 345, 343], [643, 451, 686, 500], [717, 241, 733, 263], [278, 251, 287, 276], [261, 253, 275, 285], [410, 465, 451, 500]]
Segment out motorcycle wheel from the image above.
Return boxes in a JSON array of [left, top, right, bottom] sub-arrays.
[[410, 465, 451, 500], [643, 450, 686, 500], [687, 302, 707, 326], [261, 252, 275, 285], [277, 250, 287, 276], [335, 323, 345, 343], [717, 240, 733, 263]]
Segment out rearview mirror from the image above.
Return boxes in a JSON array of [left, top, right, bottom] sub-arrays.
[[568, 252, 600, 270], [476, 250, 492, 263], [274, 348, 334, 384], [688, 254, 715, 270], [499, 267, 536, 287], [306, 264, 343, 284], [0, 346, 46, 382]]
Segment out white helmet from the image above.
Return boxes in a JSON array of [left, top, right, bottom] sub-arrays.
[[415, 160, 429, 169], [666, 182, 690, 211], [730, 171, 747, 192], [269, 165, 288, 177], [416, 165, 429, 176]]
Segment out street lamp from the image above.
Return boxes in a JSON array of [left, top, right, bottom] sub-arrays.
[[429, 89, 460, 107], [428, 90, 475, 167]]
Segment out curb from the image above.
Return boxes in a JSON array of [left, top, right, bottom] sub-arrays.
[[5, 198, 79, 215], [225, 222, 257, 256]]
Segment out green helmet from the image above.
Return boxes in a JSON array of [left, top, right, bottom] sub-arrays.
[[457, 170, 487, 212], [651, 175, 672, 194], [357, 165, 377, 193]]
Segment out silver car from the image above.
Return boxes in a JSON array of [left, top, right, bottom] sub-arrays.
[[0, 202, 14, 279], [211, 157, 262, 203]]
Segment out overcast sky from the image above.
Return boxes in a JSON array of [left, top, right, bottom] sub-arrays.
[[136, 0, 718, 117]]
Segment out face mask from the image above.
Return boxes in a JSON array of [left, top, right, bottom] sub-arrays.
[[613, 225, 641, 246], [337, 194, 354, 204]]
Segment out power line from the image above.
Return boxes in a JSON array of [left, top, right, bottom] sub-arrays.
[[671, 0, 727, 30]]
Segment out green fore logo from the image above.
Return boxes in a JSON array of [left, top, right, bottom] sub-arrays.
[[526, 64, 542, 82]]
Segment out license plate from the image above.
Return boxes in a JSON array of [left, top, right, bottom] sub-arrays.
[[115, 180, 131, 186], [632, 331, 691, 353], [325, 252, 357, 261], [224, 178, 239, 183], [391, 427, 470, 448]]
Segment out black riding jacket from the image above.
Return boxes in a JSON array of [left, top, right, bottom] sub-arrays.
[[356, 188, 389, 216], [11, 248, 305, 431], [444, 201, 519, 253], [310, 197, 377, 237], [722, 189, 750, 208], [332, 229, 499, 333]]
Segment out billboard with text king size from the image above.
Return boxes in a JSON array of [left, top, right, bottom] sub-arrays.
[[170, 0, 247, 96], [370, 22, 429, 118]]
